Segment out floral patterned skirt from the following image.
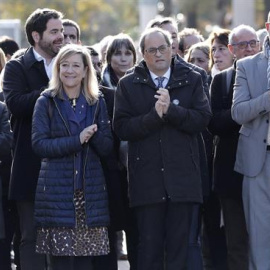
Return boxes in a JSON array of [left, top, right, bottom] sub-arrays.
[[36, 189, 109, 256]]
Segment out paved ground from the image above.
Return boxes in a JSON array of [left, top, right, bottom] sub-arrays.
[[118, 260, 130, 270]]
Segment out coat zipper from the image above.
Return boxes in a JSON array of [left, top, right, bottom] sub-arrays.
[[53, 98, 79, 227]]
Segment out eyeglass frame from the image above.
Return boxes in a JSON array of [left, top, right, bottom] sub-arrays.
[[231, 39, 259, 50], [145, 44, 170, 55]]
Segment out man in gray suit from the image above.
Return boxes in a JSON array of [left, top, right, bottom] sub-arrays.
[[232, 11, 270, 270]]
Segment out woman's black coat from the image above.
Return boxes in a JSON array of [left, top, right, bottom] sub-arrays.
[[208, 67, 243, 199]]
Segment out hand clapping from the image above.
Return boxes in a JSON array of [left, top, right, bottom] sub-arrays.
[[80, 124, 97, 144], [154, 88, 170, 118]]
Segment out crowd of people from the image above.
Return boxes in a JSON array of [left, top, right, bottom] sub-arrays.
[[0, 6, 270, 270]]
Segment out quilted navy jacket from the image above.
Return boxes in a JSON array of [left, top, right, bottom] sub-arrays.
[[32, 90, 113, 228]]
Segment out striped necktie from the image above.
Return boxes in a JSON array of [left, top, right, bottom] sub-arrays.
[[156, 76, 165, 88]]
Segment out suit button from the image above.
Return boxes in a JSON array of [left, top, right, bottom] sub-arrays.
[[264, 139, 267, 143], [267, 120, 269, 124]]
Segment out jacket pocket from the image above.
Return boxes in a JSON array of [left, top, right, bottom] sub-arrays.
[[239, 126, 251, 137]]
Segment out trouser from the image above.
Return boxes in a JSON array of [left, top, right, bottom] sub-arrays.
[[242, 152, 270, 270], [125, 206, 139, 270], [202, 192, 227, 270], [16, 201, 46, 270], [92, 228, 118, 270], [187, 204, 203, 270], [220, 197, 248, 270], [50, 256, 93, 270], [135, 201, 193, 270], [0, 199, 19, 270]]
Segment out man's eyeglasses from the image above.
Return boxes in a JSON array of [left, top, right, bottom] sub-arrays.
[[231, 40, 259, 50], [145, 44, 170, 55]]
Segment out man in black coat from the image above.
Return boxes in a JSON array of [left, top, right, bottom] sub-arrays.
[[113, 27, 211, 270], [2, 8, 64, 270], [209, 24, 260, 270], [0, 101, 13, 240]]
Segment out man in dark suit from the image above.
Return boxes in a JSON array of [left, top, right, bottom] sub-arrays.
[[151, 17, 212, 270], [113, 27, 211, 270], [2, 8, 64, 270]]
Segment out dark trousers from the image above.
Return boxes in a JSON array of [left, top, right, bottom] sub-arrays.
[[50, 256, 93, 270], [125, 207, 138, 270], [0, 199, 20, 270], [92, 228, 118, 270], [187, 204, 203, 270], [220, 197, 248, 270], [93, 207, 139, 270], [16, 201, 46, 270], [202, 192, 227, 270], [135, 201, 193, 270]]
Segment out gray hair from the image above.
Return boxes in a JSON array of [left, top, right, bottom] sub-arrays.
[[228, 24, 257, 45]]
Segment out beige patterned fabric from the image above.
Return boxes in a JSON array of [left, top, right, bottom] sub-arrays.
[[36, 189, 110, 256]]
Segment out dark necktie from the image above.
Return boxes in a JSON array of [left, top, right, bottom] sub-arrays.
[[156, 76, 165, 88]]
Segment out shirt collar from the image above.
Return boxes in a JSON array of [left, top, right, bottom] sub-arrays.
[[33, 48, 56, 66], [149, 67, 171, 82], [33, 48, 45, 63], [33, 48, 56, 79]]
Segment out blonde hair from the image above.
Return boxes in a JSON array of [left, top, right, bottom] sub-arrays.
[[48, 44, 99, 104]]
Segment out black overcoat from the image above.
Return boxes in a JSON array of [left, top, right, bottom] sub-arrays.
[[3, 47, 49, 200], [113, 59, 212, 207], [0, 102, 13, 238], [208, 66, 243, 199]]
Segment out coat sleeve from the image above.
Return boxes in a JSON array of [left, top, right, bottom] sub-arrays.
[[89, 96, 113, 157], [164, 75, 212, 133], [232, 60, 270, 125], [113, 79, 164, 141], [199, 67, 210, 98], [32, 96, 83, 159], [0, 102, 12, 158], [3, 60, 43, 118], [208, 72, 239, 136]]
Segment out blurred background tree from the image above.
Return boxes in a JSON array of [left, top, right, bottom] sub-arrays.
[[0, 0, 268, 46], [0, 0, 139, 46]]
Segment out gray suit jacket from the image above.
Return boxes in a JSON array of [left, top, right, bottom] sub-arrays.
[[232, 51, 270, 177]]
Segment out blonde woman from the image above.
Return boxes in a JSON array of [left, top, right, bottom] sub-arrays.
[[32, 44, 113, 270]]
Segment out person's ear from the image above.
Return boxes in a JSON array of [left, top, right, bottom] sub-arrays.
[[228, 44, 235, 55], [32, 31, 40, 43]]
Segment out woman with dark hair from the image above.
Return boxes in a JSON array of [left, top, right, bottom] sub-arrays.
[[208, 28, 234, 78], [94, 33, 138, 270], [201, 28, 234, 270], [101, 33, 136, 89]]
